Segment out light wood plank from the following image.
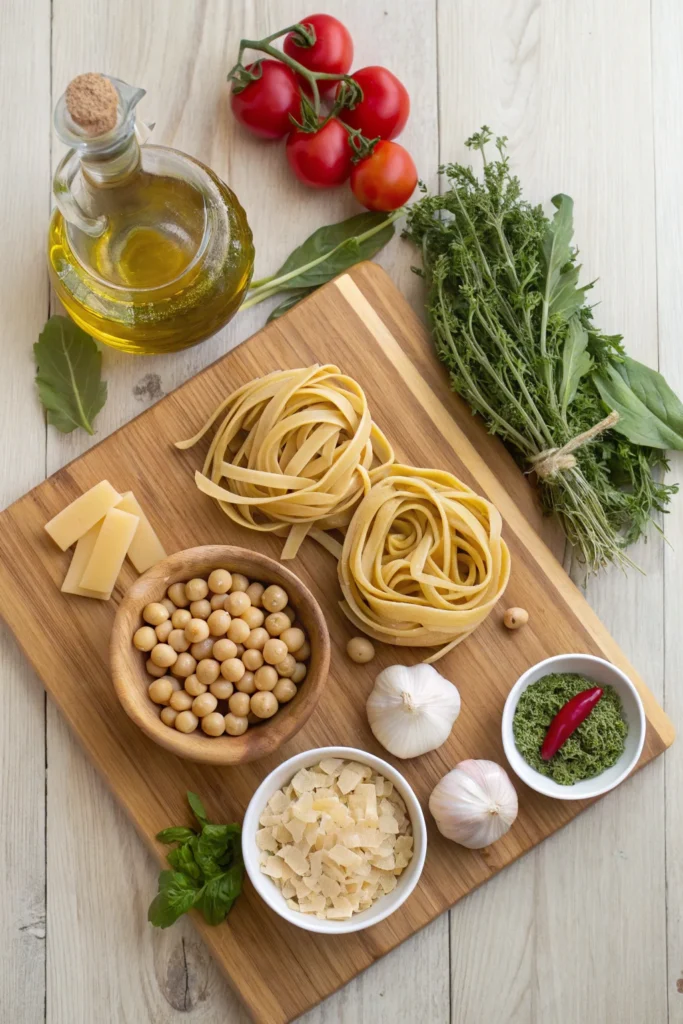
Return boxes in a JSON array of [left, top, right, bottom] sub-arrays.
[[437, 2, 668, 1021], [652, 2, 683, 1019], [0, 3, 51, 1022], [47, 1, 443, 1021]]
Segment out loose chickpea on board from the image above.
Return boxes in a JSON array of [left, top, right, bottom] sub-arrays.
[[131, 567, 312, 738]]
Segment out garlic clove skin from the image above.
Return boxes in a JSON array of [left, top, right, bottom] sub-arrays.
[[429, 759, 518, 849], [366, 663, 461, 759]]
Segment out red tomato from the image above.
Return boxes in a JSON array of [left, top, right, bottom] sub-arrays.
[[341, 66, 410, 140], [230, 60, 301, 139], [286, 119, 352, 188], [284, 14, 353, 95], [350, 141, 417, 211]]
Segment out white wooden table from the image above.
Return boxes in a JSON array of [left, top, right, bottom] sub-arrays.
[[2, 2, 681, 1021]]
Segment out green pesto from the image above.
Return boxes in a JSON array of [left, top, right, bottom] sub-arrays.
[[513, 672, 627, 785]]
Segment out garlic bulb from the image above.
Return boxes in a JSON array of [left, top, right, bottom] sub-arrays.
[[366, 663, 461, 759], [429, 759, 518, 849]]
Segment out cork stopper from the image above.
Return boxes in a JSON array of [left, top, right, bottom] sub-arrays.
[[65, 73, 119, 136]]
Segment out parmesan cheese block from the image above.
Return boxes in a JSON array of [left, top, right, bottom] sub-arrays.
[[44, 480, 121, 551], [61, 521, 111, 600], [80, 507, 139, 593], [115, 491, 166, 573]]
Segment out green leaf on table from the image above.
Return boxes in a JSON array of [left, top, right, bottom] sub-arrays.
[[147, 872, 201, 929], [541, 195, 591, 320], [271, 212, 396, 290], [594, 356, 683, 449], [187, 791, 210, 828], [156, 826, 197, 845], [33, 315, 107, 435], [266, 288, 315, 322], [559, 316, 592, 414], [196, 865, 244, 926], [167, 839, 202, 881]]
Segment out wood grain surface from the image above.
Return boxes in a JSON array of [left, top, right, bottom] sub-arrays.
[[2, 2, 682, 1023], [0, 262, 673, 1023]]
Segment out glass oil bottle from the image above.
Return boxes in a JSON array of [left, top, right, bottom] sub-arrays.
[[48, 74, 254, 354]]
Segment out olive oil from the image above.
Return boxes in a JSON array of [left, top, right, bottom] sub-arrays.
[[49, 75, 254, 354]]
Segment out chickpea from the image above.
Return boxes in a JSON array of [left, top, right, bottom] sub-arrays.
[[161, 597, 176, 616], [208, 568, 232, 594], [244, 626, 269, 651], [155, 620, 173, 643], [264, 612, 290, 637], [171, 608, 192, 630], [224, 713, 249, 736], [283, 605, 296, 624], [143, 602, 170, 626], [191, 638, 215, 661], [213, 638, 238, 662], [226, 591, 251, 617], [228, 692, 250, 717], [175, 710, 199, 734], [167, 582, 189, 608], [234, 644, 245, 658], [276, 654, 297, 678], [245, 582, 264, 607], [503, 607, 529, 630], [254, 665, 278, 691], [280, 627, 306, 653], [235, 671, 256, 695], [160, 706, 178, 728], [192, 692, 218, 718], [133, 626, 157, 652], [229, 572, 249, 593], [241, 647, 263, 672], [221, 658, 245, 683], [201, 712, 226, 737], [185, 618, 210, 644], [294, 640, 311, 662], [227, 617, 250, 645], [250, 691, 278, 719], [196, 658, 220, 686], [150, 643, 177, 668], [184, 674, 207, 697], [190, 599, 211, 620], [148, 677, 174, 705], [168, 628, 190, 653], [207, 609, 230, 637], [291, 662, 307, 684], [209, 679, 234, 700], [209, 592, 227, 611], [185, 578, 209, 602], [146, 659, 167, 678], [346, 636, 375, 664], [273, 678, 297, 703], [169, 689, 193, 712], [263, 638, 288, 665], [171, 653, 197, 679], [241, 605, 264, 629], [261, 585, 288, 613]]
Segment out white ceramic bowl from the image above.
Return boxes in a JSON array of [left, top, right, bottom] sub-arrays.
[[242, 745, 427, 934], [501, 654, 646, 800]]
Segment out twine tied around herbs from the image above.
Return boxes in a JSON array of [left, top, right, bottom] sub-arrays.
[[527, 410, 620, 479]]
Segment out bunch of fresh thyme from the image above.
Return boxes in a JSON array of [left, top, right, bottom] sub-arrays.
[[405, 128, 679, 572]]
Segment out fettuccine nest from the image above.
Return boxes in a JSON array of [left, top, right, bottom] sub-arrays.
[[338, 466, 511, 662]]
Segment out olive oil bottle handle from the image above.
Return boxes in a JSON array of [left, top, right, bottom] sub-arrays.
[[53, 150, 108, 238]]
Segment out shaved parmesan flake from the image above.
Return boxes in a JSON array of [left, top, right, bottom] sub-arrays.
[[256, 828, 279, 853], [319, 758, 344, 775], [378, 814, 399, 834]]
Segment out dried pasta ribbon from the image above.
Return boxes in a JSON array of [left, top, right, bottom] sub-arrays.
[[338, 465, 511, 662], [529, 410, 620, 479], [176, 365, 394, 559]]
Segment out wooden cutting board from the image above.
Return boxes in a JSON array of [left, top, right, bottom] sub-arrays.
[[0, 262, 673, 1023]]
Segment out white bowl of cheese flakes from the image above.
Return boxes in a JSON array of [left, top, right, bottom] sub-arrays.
[[242, 745, 427, 933]]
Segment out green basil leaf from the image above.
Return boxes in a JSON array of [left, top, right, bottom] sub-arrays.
[[266, 289, 315, 323], [167, 839, 203, 881], [148, 872, 201, 929], [559, 317, 592, 414], [156, 826, 197, 845], [271, 212, 396, 290], [196, 865, 244, 926], [33, 315, 107, 435], [157, 870, 176, 892], [593, 359, 683, 450], [541, 196, 590, 319], [187, 791, 210, 828]]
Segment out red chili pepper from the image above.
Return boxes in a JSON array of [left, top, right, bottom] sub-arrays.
[[540, 687, 603, 760]]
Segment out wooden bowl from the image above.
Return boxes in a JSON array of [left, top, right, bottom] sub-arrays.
[[110, 545, 330, 765]]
